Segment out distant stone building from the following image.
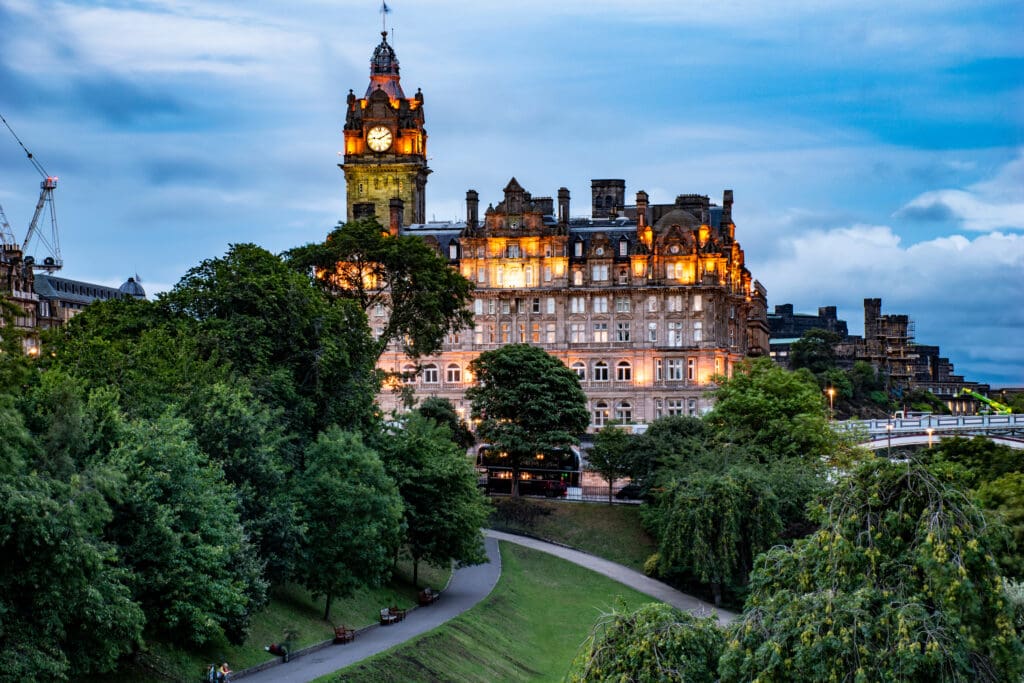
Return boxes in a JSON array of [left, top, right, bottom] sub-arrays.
[[338, 30, 769, 430]]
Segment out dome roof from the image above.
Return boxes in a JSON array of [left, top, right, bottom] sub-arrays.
[[371, 31, 399, 77], [119, 276, 146, 299], [653, 208, 700, 231]]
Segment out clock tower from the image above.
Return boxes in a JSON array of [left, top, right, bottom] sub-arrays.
[[341, 31, 430, 227]]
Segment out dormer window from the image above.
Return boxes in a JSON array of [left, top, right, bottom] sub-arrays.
[[449, 241, 459, 259], [574, 240, 584, 257], [618, 238, 629, 256]]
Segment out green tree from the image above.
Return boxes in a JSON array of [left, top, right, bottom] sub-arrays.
[[976, 473, 1024, 579], [416, 395, 476, 451], [653, 465, 783, 606], [706, 357, 846, 464], [293, 427, 403, 620], [789, 328, 841, 374], [587, 425, 635, 504], [0, 469, 144, 681], [568, 602, 725, 683], [719, 459, 1024, 682], [286, 217, 474, 360], [466, 344, 589, 496], [378, 413, 489, 585], [105, 415, 267, 646]]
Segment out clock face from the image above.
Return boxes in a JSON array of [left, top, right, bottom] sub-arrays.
[[366, 126, 393, 152]]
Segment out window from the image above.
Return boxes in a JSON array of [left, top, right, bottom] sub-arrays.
[[402, 364, 417, 383], [693, 321, 703, 342], [496, 265, 504, 286], [667, 295, 683, 312], [474, 299, 484, 315], [529, 298, 539, 314], [688, 398, 698, 416], [501, 300, 511, 314], [488, 299, 496, 314], [570, 323, 586, 343], [655, 358, 663, 380], [593, 361, 609, 381], [531, 323, 540, 343], [593, 296, 608, 313], [667, 322, 683, 347], [373, 303, 386, 317], [474, 325, 483, 344], [655, 399, 664, 419], [715, 357, 723, 376], [592, 264, 609, 281], [666, 262, 678, 279], [476, 246, 485, 258], [507, 243, 521, 258], [616, 321, 631, 342], [618, 268, 629, 285], [423, 364, 439, 384], [616, 361, 632, 381], [693, 294, 702, 312], [572, 362, 586, 380], [544, 266, 552, 282], [546, 323, 556, 343], [687, 357, 696, 380], [593, 322, 609, 343], [518, 323, 526, 343], [615, 297, 631, 313], [477, 267, 485, 283], [647, 322, 658, 342], [593, 401, 609, 427], [619, 238, 629, 257], [546, 297, 556, 314], [667, 359, 684, 380], [445, 331, 460, 346], [500, 323, 511, 343], [570, 296, 586, 314], [446, 364, 462, 383], [667, 398, 685, 416], [574, 240, 584, 257], [449, 242, 459, 259], [573, 270, 583, 286], [615, 401, 632, 423]]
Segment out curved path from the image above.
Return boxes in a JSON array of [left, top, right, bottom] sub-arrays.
[[486, 530, 736, 626], [238, 531, 734, 682]]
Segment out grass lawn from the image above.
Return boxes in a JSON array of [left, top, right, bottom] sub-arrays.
[[493, 499, 656, 571], [85, 558, 450, 682], [323, 542, 659, 682]]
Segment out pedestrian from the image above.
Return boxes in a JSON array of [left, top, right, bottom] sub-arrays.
[[207, 663, 218, 682], [218, 661, 232, 681]]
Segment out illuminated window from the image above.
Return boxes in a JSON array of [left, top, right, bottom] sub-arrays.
[[594, 361, 609, 381], [616, 361, 632, 381], [572, 361, 586, 380], [531, 323, 540, 343], [693, 294, 702, 311], [446, 364, 462, 383], [496, 266, 504, 286], [500, 323, 510, 343], [423, 364, 439, 384], [593, 322, 608, 343], [715, 357, 722, 375]]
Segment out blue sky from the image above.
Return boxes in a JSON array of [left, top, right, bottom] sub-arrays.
[[1, 0, 1021, 386]]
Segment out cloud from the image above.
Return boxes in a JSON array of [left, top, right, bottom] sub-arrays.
[[896, 150, 1024, 231]]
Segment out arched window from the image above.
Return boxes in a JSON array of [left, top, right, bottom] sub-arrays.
[[446, 363, 461, 383], [423, 364, 439, 384], [402, 364, 417, 383], [616, 361, 632, 381], [615, 401, 632, 423], [594, 401, 609, 427], [593, 361, 609, 382], [571, 362, 586, 380], [573, 270, 584, 286]]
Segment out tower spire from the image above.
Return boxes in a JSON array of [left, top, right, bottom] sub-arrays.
[[380, 1, 391, 32]]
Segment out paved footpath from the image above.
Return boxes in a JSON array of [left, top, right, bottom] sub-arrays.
[[485, 530, 736, 626], [237, 530, 735, 682]]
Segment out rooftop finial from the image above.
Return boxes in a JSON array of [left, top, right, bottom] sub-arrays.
[[380, 1, 391, 32]]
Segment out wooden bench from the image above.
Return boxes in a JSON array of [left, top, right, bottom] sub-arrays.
[[380, 607, 399, 625], [418, 588, 440, 606], [389, 605, 407, 621], [333, 626, 356, 643]]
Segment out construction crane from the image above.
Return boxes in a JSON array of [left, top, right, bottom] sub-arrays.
[[956, 388, 1014, 415], [1, 112, 62, 272]]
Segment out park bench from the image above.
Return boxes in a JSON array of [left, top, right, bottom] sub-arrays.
[[389, 605, 407, 621], [379, 607, 399, 625], [333, 625, 356, 643], [418, 588, 440, 606]]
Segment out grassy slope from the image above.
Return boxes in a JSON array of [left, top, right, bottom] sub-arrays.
[[495, 500, 656, 571], [323, 543, 658, 682], [88, 560, 450, 682]]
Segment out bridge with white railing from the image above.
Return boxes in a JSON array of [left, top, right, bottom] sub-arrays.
[[837, 414, 1024, 450]]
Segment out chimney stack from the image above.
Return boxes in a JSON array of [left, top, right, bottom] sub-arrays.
[[466, 189, 479, 229], [557, 187, 570, 226]]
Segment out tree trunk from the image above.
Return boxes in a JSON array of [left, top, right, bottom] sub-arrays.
[[711, 582, 722, 607], [608, 480, 614, 505], [511, 466, 520, 497], [413, 558, 419, 587], [323, 593, 333, 621]]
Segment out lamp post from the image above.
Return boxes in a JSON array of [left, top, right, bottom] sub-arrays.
[[827, 387, 835, 422], [926, 427, 934, 449], [886, 422, 894, 459]]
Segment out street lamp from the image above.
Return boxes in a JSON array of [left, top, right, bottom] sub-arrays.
[[826, 387, 835, 422], [886, 422, 894, 459], [926, 427, 934, 449]]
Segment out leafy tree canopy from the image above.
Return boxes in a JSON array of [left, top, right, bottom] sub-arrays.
[[286, 217, 474, 359], [467, 344, 589, 495], [789, 328, 841, 375], [416, 395, 476, 451], [587, 425, 636, 504]]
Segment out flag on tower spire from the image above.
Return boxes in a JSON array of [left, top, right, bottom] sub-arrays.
[[381, 1, 391, 31]]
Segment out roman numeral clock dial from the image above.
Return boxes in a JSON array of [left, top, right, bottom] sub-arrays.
[[367, 126, 393, 152]]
